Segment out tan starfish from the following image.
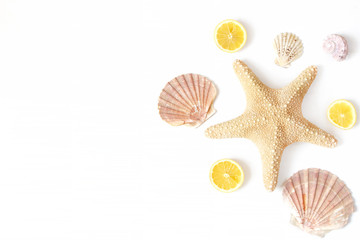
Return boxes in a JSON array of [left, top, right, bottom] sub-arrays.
[[205, 60, 337, 191]]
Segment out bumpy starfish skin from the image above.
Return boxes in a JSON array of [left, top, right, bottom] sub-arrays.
[[205, 60, 337, 191]]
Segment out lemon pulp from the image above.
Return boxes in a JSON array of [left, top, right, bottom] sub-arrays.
[[214, 20, 247, 53], [210, 159, 244, 192]]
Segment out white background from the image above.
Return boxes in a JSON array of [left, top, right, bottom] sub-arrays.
[[0, 0, 359, 239]]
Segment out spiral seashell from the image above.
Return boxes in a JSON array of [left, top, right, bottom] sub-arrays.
[[158, 73, 217, 127], [323, 34, 348, 61], [283, 168, 354, 237], [273, 32, 303, 68]]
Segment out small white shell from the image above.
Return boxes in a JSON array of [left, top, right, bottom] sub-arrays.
[[283, 168, 354, 237], [323, 34, 348, 61], [158, 73, 216, 127], [273, 33, 303, 68]]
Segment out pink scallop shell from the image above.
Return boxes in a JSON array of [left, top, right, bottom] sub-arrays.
[[158, 73, 217, 127], [283, 168, 354, 237]]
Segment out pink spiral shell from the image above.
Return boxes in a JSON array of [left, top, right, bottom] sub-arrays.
[[323, 34, 348, 61]]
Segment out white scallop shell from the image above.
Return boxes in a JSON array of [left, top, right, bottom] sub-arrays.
[[323, 34, 348, 61], [273, 33, 303, 68], [283, 168, 354, 237], [158, 73, 216, 127]]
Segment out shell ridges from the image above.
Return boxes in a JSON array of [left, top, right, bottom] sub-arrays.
[[283, 168, 354, 237], [158, 73, 217, 127], [273, 32, 303, 68]]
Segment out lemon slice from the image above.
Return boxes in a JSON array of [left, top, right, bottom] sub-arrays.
[[327, 99, 357, 130], [214, 19, 247, 53], [210, 159, 244, 192]]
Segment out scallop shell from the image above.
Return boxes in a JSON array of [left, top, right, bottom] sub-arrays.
[[273, 33, 303, 68], [283, 168, 354, 237], [158, 73, 217, 127], [323, 34, 348, 61]]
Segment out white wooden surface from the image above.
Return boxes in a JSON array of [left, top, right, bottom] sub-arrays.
[[0, 0, 359, 239]]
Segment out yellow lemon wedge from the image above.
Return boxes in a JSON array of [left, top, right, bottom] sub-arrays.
[[210, 159, 244, 192], [214, 19, 247, 53], [327, 99, 357, 130]]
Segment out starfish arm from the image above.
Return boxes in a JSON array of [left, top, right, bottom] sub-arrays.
[[252, 127, 286, 192], [259, 146, 284, 192], [233, 60, 272, 102], [293, 118, 337, 148], [205, 112, 257, 139], [282, 66, 318, 112]]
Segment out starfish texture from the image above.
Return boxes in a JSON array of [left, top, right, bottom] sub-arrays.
[[205, 60, 337, 191]]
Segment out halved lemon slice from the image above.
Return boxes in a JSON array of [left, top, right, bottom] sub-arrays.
[[214, 19, 247, 53], [210, 159, 244, 192], [327, 99, 357, 130]]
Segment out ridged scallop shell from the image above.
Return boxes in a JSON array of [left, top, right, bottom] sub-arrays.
[[273, 33, 303, 68], [323, 34, 348, 61], [283, 168, 354, 237], [158, 73, 217, 127]]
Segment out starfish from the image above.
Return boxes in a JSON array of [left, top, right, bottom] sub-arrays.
[[205, 60, 337, 191]]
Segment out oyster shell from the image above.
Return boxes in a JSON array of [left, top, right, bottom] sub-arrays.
[[273, 32, 303, 68], [158, 73, 216, 127], [283, 168, 354, 237], [323, 34, 348, 61]]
